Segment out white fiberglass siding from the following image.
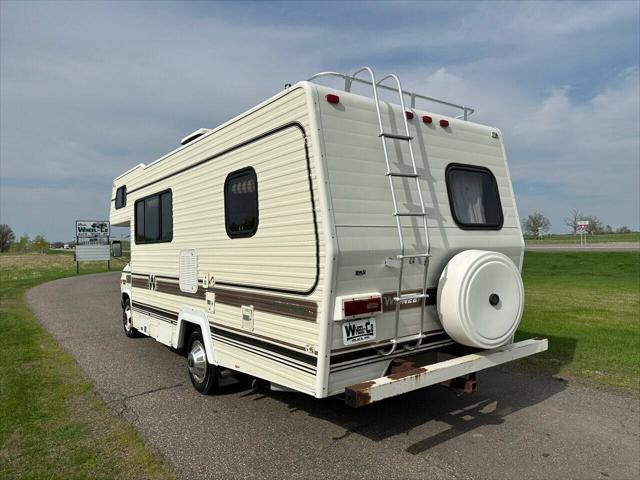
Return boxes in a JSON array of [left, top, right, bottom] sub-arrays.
[[314, 83, 523, 351], [110, 86, 325, 394]]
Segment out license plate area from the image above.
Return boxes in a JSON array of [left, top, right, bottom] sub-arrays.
[[342, 318, 376, 345]]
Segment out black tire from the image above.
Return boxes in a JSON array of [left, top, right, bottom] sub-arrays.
[[187, 329, 219, 394], [122, 298, 141, 338]]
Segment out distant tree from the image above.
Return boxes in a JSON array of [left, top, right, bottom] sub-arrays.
[[616, 225, 632, 234], [604, 225, 613, 233], [0, 224, 15, 252], [523, 212, 551, 237], [32, 234, 48, 253], [17, 234, 30, 253], [582, 215, 604, 234], [564, 209, 582, 234]]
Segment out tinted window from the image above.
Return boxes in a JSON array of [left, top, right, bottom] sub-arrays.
[[160, 191, 173, 240], [136, 201, 145, 240], [115, 186, 126, 209], [144, 196, 160, 241], [446, 165, 503, 230], [134, 190, 173, 243], [225, 168, 258, 238]]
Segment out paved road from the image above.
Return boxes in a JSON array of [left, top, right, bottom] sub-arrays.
[[27, 273, 640, 480], [526, 242, 640, 252]]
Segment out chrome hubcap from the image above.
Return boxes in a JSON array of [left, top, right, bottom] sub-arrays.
[[188, 340, 207, 383], [123, 305, 132, 331]]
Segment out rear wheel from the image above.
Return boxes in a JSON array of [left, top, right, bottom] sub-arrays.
[[187, 329, 219, 394], [122, 298, 140, 338]]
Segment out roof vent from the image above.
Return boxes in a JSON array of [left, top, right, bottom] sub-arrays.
[[180, 128, 211, 146]]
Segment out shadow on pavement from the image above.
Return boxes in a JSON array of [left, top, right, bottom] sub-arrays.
[[246, 335, 577, 454]]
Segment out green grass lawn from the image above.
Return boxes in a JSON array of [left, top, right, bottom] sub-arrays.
[[0, 253, 174, 480], [1, 250, 638, 478], [515, 251, 640, 391], [524, 232, 640, 244]]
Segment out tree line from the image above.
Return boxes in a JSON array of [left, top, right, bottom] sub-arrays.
[[522, 209, 633, 237], [0, 224, 49, 253]]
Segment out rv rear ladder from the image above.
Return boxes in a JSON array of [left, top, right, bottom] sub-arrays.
[[347, 66, 432, 356]]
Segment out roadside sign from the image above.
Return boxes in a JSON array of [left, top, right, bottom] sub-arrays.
[[577, 220, 589, 246], [75, 220, 111, 271], [76, 220, 110, 242]]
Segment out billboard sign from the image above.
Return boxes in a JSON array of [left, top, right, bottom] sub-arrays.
[[75, 220, 111, 263], [75, 245, 111, 261], [76, 220, 110, 239]]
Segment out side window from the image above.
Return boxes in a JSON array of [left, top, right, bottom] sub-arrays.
[[160, 191, 173, 240], [144, 196, 160, 241], [225, 168, 258, 238], [135, 201, 145, 240], [115, 185, 127, 209], [134, 190, 173, 243], [446, 164, 503, 230]]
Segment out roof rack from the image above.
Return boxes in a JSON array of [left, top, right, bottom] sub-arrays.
[[307, 68, 474, 120]]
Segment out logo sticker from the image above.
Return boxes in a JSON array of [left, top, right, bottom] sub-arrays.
[[342, 318, 376, 345]]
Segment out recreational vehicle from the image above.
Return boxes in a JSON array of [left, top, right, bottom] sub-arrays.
[[109, 67, 547, 407]]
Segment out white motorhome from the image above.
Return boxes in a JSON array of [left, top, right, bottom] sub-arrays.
[[110, 67, 547, 407]]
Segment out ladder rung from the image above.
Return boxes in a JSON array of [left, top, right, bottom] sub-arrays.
[[394, 212, 426, 217], [379, 132, 413, 140], [394, 293, 429, 302], [386, 172, 419, 178], [397, 253, 431, 259]]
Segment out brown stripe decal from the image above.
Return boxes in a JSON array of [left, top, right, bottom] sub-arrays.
[[210, 288, 317, 322], [155, 280, 205, 299], [134, 275, 317, 322], [131, 277, 148, 289], [211, 323, 310, 353]]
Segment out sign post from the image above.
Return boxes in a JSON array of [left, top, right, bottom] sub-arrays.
[[75, 220, 111, 273], [577, 220, 589, 247]]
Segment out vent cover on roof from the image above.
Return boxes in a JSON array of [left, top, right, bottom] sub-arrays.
[[180, 128, 211, 146]]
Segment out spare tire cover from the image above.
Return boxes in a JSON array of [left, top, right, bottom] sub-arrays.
[[437, 250, 524, 349]]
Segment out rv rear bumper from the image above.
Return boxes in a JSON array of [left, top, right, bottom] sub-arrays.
[[344, 337, 548, 407]]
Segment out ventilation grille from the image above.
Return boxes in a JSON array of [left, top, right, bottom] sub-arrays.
[[179, 249, 198, 293]]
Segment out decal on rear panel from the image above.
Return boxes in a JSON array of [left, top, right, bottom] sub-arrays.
[[342, 318, 376, 345]]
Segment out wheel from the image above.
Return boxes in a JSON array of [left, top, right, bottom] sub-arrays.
[[187, 329, 219, 394], [122, 298, 141, 338]]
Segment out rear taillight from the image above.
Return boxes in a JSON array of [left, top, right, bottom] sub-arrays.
[[325, 93, 340, 104], [343, 296, 382, 318]]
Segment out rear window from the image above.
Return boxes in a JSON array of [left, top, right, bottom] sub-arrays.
[[446, 164, 503, 230]]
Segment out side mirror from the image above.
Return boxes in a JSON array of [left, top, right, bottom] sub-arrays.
[[111, 240, 122, 258]]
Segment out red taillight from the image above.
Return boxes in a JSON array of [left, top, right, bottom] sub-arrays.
[[344, 297, 382, 318], [422, 115, 432, 124], [439, 119, 449, 127], [325, 93, 340, 104], [405, 111, 414, 120]]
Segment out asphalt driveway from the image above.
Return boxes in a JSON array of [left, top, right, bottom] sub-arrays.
[[27, 273, 640, 480]]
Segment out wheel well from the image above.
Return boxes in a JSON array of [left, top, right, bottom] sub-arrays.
[[180, 322, 199, 351], [121, 292, 130, 308]]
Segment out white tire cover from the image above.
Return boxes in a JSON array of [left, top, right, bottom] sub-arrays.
[[437, 250, 524, 349]]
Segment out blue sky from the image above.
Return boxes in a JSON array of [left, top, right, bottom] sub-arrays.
[[1, 0, 639, 240]]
